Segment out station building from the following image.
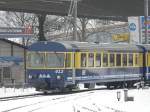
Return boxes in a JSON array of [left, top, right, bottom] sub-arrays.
[[0, 39, 27, 87]]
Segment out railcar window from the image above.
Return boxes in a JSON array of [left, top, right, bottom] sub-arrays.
[[103, 53, 108, 67], [128, 54, 133, 66], [137, 53, 143, 66], [65, 53, 72, 68], [96, 53, 101, 67], [29, 52, 45, 67], [116, 54, 121, 66], [110, 54, 115, 66], [47, 53, 65, 68], [123, 54, 127, 66], [147, 53, 150, 66], [134, 54, 139, 66], [81, 53, 87, 67], [88, 53, 94, 67]]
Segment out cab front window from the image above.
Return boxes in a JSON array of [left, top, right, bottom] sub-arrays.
[[28, 52, 66, 68], [47, 53, 65, 68], [28, 52, 45, 67]]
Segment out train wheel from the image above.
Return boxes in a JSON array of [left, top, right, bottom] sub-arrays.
[[43, 91, 48, 95], [114, 85, 118, 89], [106, 84, 111, 89], [60, 88, 70, 93], [127, 82, 134, 88], [66, 85, 78, 91], [84, 83, 95, 89], [106, 83, 116, 89], [89, 83, 95, 89], [84, 83, 90, 88], [35, 87, 40, 91]]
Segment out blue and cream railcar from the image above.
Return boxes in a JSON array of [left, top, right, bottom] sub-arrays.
[[27, 41, 76, 91], [142, 45, 150, 82], [27, 41, 144, 91], [71, 42, 144, 88]]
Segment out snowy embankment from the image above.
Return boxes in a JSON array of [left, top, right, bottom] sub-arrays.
[[0, 87, 39, 98], [73, 88, 150, 112], [0, 86, 150, 112], [43, 88, 150, 112]]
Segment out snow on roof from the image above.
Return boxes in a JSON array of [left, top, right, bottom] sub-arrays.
[[0, 56, 23, 66]]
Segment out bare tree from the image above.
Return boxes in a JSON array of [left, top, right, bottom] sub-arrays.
[[78, 18, 89, 41], [0, 11, 38, 45], [37, 14, 46, 41], [44, 15, 66, 40]]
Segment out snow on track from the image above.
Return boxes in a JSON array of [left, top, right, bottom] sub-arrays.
[[1, 87, 150, 112]]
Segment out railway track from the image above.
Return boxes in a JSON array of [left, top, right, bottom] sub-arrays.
[[74, 103, 125, 112], [0, 93, 44, 101], [0, 87, 106, 102], [1, 90, 95, 112], [0, 87, 127, 112]]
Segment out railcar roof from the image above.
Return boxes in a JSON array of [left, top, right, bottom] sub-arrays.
[[28, 41, 143, 52], [59, 41, 143, 52], [28, 41, 73, 52]]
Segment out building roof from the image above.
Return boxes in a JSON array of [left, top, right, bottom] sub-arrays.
[[0, 56, 23, 66], [0, 56, 23, 62], [0, 38, 27, 49], [0, 0, 148, 19]]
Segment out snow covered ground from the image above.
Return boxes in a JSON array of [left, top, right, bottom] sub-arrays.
[[0, 86, 150, 112], [0, 87, 39, 98]]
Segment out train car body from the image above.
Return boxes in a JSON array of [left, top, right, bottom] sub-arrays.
[[27, 41, 145, 91], [142, 45, 150, 82]]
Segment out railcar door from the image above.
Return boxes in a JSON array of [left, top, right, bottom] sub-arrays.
[[65, 52, 75, 84], [146, 52, 150, 81], [72, 52, 76, 84]]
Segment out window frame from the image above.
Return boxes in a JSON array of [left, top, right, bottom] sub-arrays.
[[65, 52, 73, 68], [147, 53, 150, 66], [27, 51, 46, 68], [134, 53, 140, 67], [46, 52, 66, 68], [95, 52, 102, 67], [88, 53, 94, 67], [122, 53, 127, 67], [102, 52, 108, 67], [128, 53, 133, 67], [116, 53, 122, 67], [80, 52, 88, 68], [109, 53, 115, 67]]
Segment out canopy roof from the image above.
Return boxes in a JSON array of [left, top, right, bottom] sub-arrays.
[[0, 0, 148, 19], [0, 56, 23, 67]]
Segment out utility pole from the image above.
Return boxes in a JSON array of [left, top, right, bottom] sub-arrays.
[[144, 0, 149, 44], [72, 0, 77, 84], [143, 0, 149, 86]]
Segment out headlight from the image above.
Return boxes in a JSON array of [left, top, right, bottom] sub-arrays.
[[57, 76, 61, 79]]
